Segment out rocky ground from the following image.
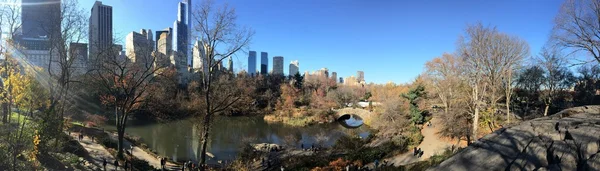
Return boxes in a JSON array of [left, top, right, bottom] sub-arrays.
[[429, 105, 600, 171]]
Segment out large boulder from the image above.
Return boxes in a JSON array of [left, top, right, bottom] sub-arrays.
[[429, 106, 600, 171]]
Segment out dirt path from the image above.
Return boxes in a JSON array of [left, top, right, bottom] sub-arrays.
[[368, 116, 453, 168], [68, 133, 124, 171]]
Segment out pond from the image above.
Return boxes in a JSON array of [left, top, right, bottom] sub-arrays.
[[103, 115, 371, 164]]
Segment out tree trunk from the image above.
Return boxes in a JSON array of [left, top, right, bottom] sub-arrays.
[[473, 106, 479, 143], [1, 102, 7, 123], [117, 126, 125, 160], [506, 99, 510, 124], [199, 121, 210, 171], [544, 104, 550, 117]]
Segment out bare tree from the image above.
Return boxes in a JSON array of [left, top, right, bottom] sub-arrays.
[[552, 0, 600, 64], [191, 0, 254, 168], [42, 0, 87, 148], [458, 23, 493, 142], [92, 37, 161, 159], [424, 53, 464, 114], [538, 46, 576, 116]]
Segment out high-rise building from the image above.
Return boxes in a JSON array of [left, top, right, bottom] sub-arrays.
[[357, 71, 365, 82], [70, 43, 88, 75], [155, 28, 172, 68], [18, 0, 60, 73], [248, 51, 257, 76], [331, 72, 337, 82], [273, 56, 284, 75], [289, 60, 299, 76], [125, 29, 154, 68], [228, 56, 233, 73], [192, 40, 209, 75], [89, 1, 113, 68], [260, 52, 268, 75], [172, 0, 191, 69], [21, 0, 61, 38]]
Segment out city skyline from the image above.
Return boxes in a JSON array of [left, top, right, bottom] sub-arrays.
[[77, 0, 566, 84]]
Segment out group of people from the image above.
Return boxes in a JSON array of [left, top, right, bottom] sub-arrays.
[[180, 160, 199, 171], [300, 143, 322, 152], [413, 147, 424, 158], [102, 158, 130, 171]]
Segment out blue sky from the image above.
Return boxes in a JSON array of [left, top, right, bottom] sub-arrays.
[[79, 0, 563, 84]]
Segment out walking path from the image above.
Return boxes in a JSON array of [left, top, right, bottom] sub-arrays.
[[368, 116, 454, 168], [68, 132, 124, 171], [106, 132, 180, 170]]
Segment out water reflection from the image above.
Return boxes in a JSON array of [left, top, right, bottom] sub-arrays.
[[104, 116, 371, 163]]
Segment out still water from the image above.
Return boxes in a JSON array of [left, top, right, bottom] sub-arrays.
[[104, 115, 371, 163]]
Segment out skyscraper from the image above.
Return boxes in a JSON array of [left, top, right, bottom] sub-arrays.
[[21, 0, 61, 38], [70, 43, 88, 76], [89, 1, 113, 67], [228, 56, 233, 73], [125, 29, 154, 68], [248, 51, 257, 76], [155, 28, 172, 68], [192, 40, 209, 75], [289, 60, 299, 76], [260, 52, 268, 75], [172, 0, 191, 68], [331, 72, 337, 82], [273, 56, 284, 75], [357, 71, 365, 82]]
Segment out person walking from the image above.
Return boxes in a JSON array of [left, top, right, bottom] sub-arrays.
[[374, 159, 379, 169], [102, 158, 107, 171], [113, 160, 119, 171], [124, 160, 129, 171]]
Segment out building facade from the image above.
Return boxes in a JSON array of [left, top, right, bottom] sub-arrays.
[[125, 29, 154, 68], [227, 56, 233, 73], [155, 28, 172, 68], [192, 40, 209, 75], [260, 52, 268, 75], [357, 71, 364, 82], [331, 72, 337, 82], [70, 43, 88, 76], [89, 1, 113, 68], [248, 51, 257, 76], [172, 0, 191, 70], [289, 60, 299, 76], [272, 56, 284, 75], [21, 0, 61, 38]]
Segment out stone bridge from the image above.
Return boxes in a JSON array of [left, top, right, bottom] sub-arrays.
[[333, 107, 374, 125]]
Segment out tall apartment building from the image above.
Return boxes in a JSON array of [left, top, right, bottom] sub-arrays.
[[289, 60, 299, 76], [21, 0, 61, 38], [154, 28, 172, 68], [357, 71, 365, 82], [172, 0, 191, 68], [192, 40, 210, 75], [260, 52, 268, 75], [70, 43, 88, 76], [272, 56, 284, 75], [248, 51, 257, 76], [331, 72, 337, 82], [18, 0, 60, 73], [125, 29, 154, 68], [227, 56, 233, 73], [89, 1, 113, 68]]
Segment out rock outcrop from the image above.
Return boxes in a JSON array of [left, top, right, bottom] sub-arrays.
[[429, 106, 600, 171]]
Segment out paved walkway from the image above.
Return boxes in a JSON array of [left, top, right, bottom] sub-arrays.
[[107, 132, 180, 170], [68, 132, 124, 171]]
